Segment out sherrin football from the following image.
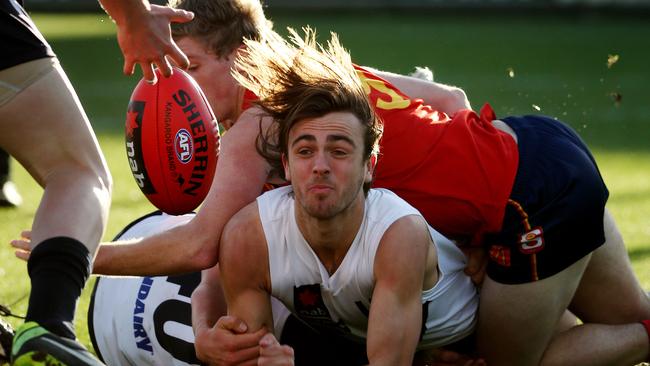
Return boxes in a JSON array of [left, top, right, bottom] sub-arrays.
[[125, 67, 219, 215]]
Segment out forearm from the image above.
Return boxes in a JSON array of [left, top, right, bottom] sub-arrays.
[[367, 312, 420, 366], [93, 224, 215, 276], [367, 217, 429, 365], [98, 0, 149, 25], [371, 68, 471, 114], [192, 267, 227, 334]]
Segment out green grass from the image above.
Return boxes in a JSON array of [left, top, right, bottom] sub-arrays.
[[0, 10, 649, 355]]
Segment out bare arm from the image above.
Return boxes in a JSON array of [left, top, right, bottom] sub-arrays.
[[367, 215, 432, 366], [219, 203, 274, 332], [192, 265, 265, 366], [197, 202, 277, 366], [98, 0, 194, 82], [370, 68, 471, 114], [92, 108, 274, 276]]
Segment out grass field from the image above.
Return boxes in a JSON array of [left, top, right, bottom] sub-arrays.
[[0, 9, 649, 356]]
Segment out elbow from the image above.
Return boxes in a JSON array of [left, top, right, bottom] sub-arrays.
[[446, 87, 471, 114], [190, 236, 220, 271]]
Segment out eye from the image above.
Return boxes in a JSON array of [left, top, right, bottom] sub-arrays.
[[188, 64, 199, 72], [332, 149, 348, 157], [296, 148, 313, 156]]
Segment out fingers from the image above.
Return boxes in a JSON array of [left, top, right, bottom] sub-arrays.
[[123, 59, 136, 76], [11, 236, 31, 261], [157, 56, 174, 78], [150, 4, 194, 23], [461, 247, 488, 286], [167, 42, 189, 71], [216, 315, 249, 334], [10, 239, 30, 251], [166, 7, 194, 23], [258, 334, 294, 366], [259, 333, 278, 347], [145, 62, 159, 84], [14, 250, 29, 261], [20, 230, 32, 240]]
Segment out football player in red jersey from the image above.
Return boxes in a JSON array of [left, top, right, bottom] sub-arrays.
[[174, 9, 649, 366], [12, 0, 649, 365], [218, 27, 650, 366], [2, 0, 192, 364]]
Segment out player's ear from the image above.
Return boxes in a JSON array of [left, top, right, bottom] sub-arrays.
[[365, 154, 377, 183], [282, 153, 291, 181]]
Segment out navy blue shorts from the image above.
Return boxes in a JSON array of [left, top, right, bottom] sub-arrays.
[[1, 0, 55, 71], [484, 115, 609, 284]]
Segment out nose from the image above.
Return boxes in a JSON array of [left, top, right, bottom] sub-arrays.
[[312, 151, 330, 176]]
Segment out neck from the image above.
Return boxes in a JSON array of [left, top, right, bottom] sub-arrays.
[[295, 196, 365, 275]]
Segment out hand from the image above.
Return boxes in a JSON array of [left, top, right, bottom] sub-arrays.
[[414, 348, 486, 366], [115, 4, 194, 83], [10, 230, 32, 261], [461, 246, 488, 286], [194, 315, 265, 366], [258, 333, 294, 366]]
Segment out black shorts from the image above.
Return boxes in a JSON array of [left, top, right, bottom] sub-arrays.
[[0, 0, 54, 71], [279, 315, 368, 366], [484, 115, 609, 284]]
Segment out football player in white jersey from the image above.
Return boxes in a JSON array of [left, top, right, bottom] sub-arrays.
[[89, 212, 293, 366], [89, 212, 200, 366], [214, 30, 481, 366]]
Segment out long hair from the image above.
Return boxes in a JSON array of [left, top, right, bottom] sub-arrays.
[[233, 28, 383, 192]]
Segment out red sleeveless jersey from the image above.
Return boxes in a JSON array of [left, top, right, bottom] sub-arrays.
[[354, 66, 519, 245], [241, 69, 519, 244]]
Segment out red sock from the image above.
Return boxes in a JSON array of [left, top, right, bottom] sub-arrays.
[[641, 320, 650, 360]]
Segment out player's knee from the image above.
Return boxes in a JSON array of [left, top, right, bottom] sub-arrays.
[[69, 162, 113, 204]]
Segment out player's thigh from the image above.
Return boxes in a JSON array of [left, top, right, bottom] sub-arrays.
[[477, 254, 590, 366], [570, 208, 650, 323], [0, 58, 107, 184]]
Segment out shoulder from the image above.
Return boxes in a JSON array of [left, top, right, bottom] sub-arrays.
[[375, 214, 432, 274], [223, 106, 273, 147], [222, 202, 263, 244], [232, 106, 274, 134], [381, 214, 431, 246]]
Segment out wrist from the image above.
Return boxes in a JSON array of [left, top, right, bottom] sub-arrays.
[[100, 0, 150, 26]]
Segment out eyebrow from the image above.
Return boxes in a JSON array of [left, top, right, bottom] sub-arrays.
[[290, 134, 356, 148]]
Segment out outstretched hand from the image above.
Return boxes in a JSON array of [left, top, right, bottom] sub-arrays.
[[194, 315, 265, 366], [114, 4, 194, 83], [10, 230, 31, 261]]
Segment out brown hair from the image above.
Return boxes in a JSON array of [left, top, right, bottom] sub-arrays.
[[168, 0, 272, 58], [233, 28, 383, 192]]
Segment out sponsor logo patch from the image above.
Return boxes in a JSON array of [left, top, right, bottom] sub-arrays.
[[519, 227, 545, 254]]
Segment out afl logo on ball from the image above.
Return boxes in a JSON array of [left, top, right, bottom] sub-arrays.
[[175, 129, 193, 164]]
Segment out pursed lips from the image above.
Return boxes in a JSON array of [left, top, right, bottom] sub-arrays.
[[307, 183, 334, 195]]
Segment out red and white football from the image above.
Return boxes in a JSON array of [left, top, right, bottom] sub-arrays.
[[125, 67, 219, 215]]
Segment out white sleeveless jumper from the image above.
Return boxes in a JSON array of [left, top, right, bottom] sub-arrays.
[[258, 186, 478, 349]]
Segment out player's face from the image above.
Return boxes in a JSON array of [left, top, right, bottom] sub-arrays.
[[176, 37, 241, 129], [283, 112, 373, 220]]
